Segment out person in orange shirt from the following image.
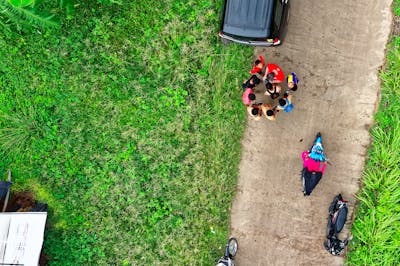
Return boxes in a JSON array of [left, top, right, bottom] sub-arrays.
[[262, 104, 278, 121], [247, 103, 263, 121]]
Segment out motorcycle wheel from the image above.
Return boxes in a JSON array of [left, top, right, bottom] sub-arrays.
[[228, 238, 238, 257]]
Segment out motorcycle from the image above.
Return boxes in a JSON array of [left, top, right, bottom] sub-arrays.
[[216, 238, 238, 266], [324, 194, 349, 255]]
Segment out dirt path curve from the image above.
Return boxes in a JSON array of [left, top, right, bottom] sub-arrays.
[[230, 1, 392, 265]]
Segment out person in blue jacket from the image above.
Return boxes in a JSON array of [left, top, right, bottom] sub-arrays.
[[277, 93, 294, 113]]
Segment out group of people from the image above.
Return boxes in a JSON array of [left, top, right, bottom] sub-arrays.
[[241, 55, 299, 121]]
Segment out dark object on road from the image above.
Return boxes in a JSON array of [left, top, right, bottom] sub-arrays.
[[324, 194, 349, 256], [216, 237, 238, 266], [242, 75, 261, 90], [0, 170, 12, 212], [219, 0, 290, 46], [0, 181, 12, 199], [301, 168, 323, 196]]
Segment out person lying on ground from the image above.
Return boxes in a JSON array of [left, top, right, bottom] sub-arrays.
[[262, 104, 278, 121], [287, 72, 299, 92], [247, 103, 263, 121], [242, 88, 256, 106], [277, 93, 294, 113], [242, 75, 261, 90], [250, 55, 266, 75], [302, 151, 327, 173], [264, 82, 281, 100]]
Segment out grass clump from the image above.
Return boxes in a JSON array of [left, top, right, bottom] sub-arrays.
[[346, 25, 400, 265], [0, 0, 252, 264]]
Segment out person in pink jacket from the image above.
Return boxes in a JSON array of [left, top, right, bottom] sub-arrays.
[[302, 151, 327, 173], [242, 88, 256, 106]]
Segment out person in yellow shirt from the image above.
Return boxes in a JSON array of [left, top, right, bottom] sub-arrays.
[[287, 72, 299, 92]]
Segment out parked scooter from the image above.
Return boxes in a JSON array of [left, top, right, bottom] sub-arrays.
[[216, 238, 238, 266], [324, 194, 349, 255]]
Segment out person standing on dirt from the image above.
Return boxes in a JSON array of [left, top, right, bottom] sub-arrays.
[[250, 55, 266, 76], [242, 88, 256, 106], [264, 63, 285, 83], [286, 72, 299, 92], [242, 75, 261, 90], [247, 103, 263, 121], [250, 55, 284, 84], [262, 104, 278, 121], [264, 82, 281, 100], [277, 93, 294, 113]]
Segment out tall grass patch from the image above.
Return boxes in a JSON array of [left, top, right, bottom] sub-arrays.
[[0, 0, 252, 264], [346, 32, 400, 264]]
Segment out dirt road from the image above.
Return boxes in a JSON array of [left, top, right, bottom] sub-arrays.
[[230, 1, 392, 265]]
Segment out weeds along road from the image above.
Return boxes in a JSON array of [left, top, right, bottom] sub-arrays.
[[230, 1, 392, 265]]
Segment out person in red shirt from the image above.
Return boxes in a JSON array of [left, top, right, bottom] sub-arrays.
[[249, 55, 265, 75], [250, 55, 284, 83], [264, 63, 285, 83]]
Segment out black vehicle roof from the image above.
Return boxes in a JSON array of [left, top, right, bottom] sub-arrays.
[[222, 0, 274, 38]]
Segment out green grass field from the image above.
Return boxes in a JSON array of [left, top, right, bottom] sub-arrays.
[[0, 1, 252, 264], [346, 5, 400, 265]]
